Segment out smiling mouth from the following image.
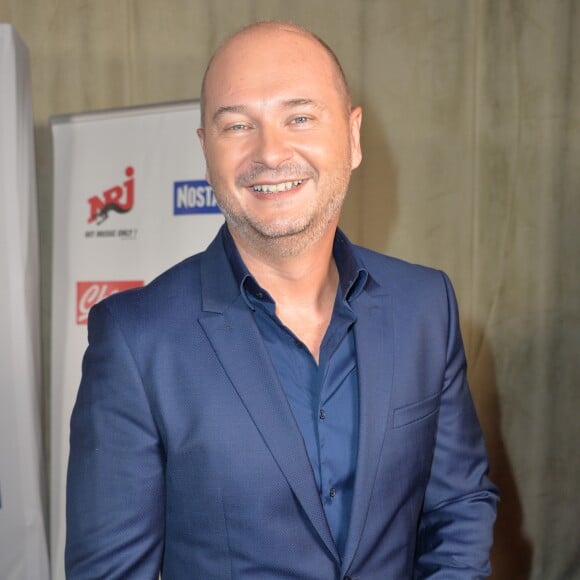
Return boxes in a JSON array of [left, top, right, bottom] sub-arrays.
[[251, 180, 304, 193]]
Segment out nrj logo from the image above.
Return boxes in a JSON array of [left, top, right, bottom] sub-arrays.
[[88, 167, 135, 225], [76, 280, 144, 324]]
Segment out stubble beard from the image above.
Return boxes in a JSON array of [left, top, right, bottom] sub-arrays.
[[213, 161, 351, 258]]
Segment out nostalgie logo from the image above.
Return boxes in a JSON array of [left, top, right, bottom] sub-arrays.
[[173, 180, 221, 215], [76, 280, 144, 325], [85, 167, 138, 241]]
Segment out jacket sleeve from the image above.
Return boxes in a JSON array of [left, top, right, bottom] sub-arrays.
[[65, 300, 165, 579], [414, 273, 499, 579]]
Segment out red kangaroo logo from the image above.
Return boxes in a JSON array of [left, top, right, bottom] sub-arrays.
[[87, 167, 135, 224]]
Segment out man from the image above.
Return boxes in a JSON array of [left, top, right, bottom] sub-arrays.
[[66, 21, 498, 579]]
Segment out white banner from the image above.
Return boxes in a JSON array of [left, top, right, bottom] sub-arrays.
[[50, 100, 222, 579], [0, 24, 50, 580]]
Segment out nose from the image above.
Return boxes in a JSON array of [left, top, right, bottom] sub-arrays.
[[252, 122, 292, 169]]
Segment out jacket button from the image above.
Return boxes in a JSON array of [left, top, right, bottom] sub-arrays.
[[344, 576, 353, 580]]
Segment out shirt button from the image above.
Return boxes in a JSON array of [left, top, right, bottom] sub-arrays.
[[255, 291, 264, 299], [329, 487, 336, 498], [319, 409, 326, 420]]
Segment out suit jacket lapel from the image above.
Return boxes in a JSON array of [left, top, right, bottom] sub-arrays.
[[198, 231, 340, 563], [342, 285, 395, 573]]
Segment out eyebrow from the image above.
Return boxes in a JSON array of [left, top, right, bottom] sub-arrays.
[[212, 104, 247, 124], [211, 98, 323, 124]]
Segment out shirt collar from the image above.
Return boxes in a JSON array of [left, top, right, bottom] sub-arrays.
[[221, 225, 369, 310]]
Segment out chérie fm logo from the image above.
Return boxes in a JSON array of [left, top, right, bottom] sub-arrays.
[[76, 280, 144, 324], [87, 167, 135, 225]]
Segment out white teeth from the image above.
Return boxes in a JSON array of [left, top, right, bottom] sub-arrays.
[[252, 180, 303, 193]]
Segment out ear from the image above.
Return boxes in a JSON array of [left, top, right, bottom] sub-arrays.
[[197, 127, 206, 154], [349, 106, 363, 170], [196, 127, 211, 183]]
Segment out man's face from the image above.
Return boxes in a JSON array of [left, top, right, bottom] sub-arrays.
[[198, 25, 362, 256]]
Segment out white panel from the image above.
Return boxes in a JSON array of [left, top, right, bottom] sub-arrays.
[[0, 23, 50, 580], [50, 99, 222, 579]]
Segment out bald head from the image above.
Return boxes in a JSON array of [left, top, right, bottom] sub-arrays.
[[199, 21, 352, 127]]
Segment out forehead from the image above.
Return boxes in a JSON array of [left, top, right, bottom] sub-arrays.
[[203, 27, 344, 113]]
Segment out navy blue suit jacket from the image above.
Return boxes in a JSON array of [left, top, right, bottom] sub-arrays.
[[66, 227, 498, 579]]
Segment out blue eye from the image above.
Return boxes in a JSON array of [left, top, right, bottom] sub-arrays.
[[230, 123, 247, 131], [292, 116, 309, 124]]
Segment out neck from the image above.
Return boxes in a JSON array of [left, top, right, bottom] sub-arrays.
[[232, 227, 338, 304], [230, 226, 340, 361]]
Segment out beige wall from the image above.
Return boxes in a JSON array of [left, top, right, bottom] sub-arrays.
[[1, 1, 578, 578]]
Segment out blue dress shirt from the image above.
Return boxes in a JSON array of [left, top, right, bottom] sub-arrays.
[[223, 228, 368, 557]]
